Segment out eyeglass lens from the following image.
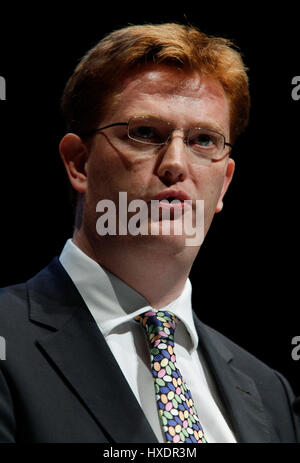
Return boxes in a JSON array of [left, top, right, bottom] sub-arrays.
[[127, 117, 225, 158]]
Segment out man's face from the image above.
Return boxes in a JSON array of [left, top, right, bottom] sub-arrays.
[[82, 64, 234, 252]]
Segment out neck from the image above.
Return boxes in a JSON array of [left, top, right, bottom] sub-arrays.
[[73, 226, 198, 309]]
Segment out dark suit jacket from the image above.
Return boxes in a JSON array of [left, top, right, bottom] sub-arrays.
[[0, 258, 299, 443]]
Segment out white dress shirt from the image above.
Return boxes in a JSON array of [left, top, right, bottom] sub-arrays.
[[59, 239, 236, 443]]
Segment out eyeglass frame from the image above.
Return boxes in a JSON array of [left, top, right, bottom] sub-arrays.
[[81, 116, 233, 161]]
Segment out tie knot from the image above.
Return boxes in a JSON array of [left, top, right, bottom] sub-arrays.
[[135, 310, 179, 346]]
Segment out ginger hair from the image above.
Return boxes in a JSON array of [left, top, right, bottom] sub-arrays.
[[61, 23, 250, 144]]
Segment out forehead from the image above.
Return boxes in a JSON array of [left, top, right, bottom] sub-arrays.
[[108, 64, 230, 132], [120, 63, 222, 92]]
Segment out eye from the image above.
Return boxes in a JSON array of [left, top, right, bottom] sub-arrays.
[[128, 118, 171, 145], [193, 133, 215, 147], [130, 125, 164, 144], [188, 129, 222, 154]]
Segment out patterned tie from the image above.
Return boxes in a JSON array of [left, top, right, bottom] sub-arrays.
[[135, 310, 207, 443]]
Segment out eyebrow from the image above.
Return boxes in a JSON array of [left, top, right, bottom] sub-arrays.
[[192, 120, 225, 134], [126, 113, 225, 134]]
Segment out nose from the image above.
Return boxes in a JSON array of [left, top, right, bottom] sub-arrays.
[[156, 132, 188, 185]]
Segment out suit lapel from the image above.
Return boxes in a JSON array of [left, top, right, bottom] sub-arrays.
[[27, 258, 272, 443], [195, 317, 271, 443], [27, 258, 157, 443], [194, 316, 271, 443]]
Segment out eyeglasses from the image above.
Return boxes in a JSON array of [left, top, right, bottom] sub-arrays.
[[82, 116, 233, 161]]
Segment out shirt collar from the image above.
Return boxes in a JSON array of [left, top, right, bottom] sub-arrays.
[[59, 238, 199, 352]]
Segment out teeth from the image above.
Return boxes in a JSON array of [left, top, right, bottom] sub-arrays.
[[158, 197, 182, 203], [167, 197, 180, 202]]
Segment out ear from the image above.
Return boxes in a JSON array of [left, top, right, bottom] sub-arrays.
[[59, 133, 89, 194], [215, 158, 235, 213]]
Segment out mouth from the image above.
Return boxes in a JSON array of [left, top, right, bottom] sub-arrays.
[[149, 190, 192, 219], [162, 196, 183, 203], [151, 190, 191, 202]]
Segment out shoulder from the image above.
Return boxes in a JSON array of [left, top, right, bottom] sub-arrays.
[[0, 257, 62, 332], [196, 318, 300, 440], [0, 283, 28, 322]]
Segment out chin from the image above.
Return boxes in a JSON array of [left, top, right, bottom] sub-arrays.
[[140, 220, 203, 253]]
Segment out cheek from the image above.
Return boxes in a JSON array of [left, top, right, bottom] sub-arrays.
[[123, 160, 155, 199], [86, 148, 154, 203], [193, 164, 226, 215], [195, 163, 224, 195]]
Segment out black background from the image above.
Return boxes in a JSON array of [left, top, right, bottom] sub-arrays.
[[0, 4, 299, 396]]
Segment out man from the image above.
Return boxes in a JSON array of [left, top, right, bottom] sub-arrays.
[[0, 23, 299, 443]]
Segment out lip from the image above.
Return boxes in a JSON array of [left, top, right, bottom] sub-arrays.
[[148, 190, 192, 219], [150, 189, 191, 202]]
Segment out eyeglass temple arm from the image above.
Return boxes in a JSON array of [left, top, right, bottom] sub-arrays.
[[80, 122, 128, 138]]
